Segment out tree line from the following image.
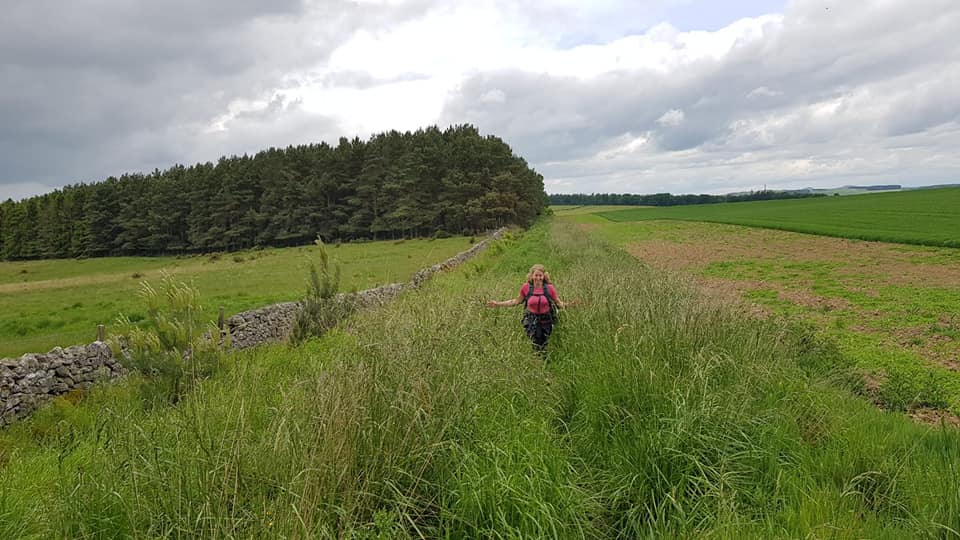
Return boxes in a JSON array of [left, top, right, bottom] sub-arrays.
[[0, 125, 547, 260], [549, 190, 825, 207]]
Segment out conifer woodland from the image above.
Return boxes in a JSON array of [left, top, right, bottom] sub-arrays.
[[0, 125, 547, 259]]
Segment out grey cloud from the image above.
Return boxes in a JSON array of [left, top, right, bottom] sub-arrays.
[[440, 57, 750, 159], [883, 70, 960, 136], [0, 1, 308, 76], [0, 0, 433, 198], [194, 100, 344, 162]]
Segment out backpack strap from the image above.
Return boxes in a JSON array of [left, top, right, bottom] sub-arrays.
[[523, 281, 536, 308], [522, 281, 557, 320], [543, 283, 558, 321]]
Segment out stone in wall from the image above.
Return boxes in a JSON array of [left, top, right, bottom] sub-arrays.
[[225, 301, 302, 350], [224, 283, 410, 350], [0, 342, 122, 426]]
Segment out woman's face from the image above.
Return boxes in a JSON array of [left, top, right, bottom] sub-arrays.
[[531, 269, 545, 282]]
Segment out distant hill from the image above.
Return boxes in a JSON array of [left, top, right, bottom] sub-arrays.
[[909, 183, 960, 190], [769, 183, 960, 196]]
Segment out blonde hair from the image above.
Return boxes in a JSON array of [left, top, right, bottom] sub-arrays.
[[526, 264, 551, 284]]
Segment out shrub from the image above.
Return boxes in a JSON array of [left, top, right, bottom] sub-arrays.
[[111, 272, 223, 405], [291, 236, 354, 344]]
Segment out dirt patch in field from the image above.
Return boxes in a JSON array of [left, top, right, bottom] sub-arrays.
[[696, 277, 773, 318], [625, 224, 960, 374], [890, 326, 959, 372], [858, 371, 960, 428], [909, 407, 960, 429], [625, 227, 960, 289]]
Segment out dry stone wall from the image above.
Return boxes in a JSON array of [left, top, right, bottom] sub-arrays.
[[0, 228, 506, 425], [1, 342, 122, 425], [227, 229, 505, 349]]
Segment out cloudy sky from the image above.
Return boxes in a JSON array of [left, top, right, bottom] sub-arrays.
[[2, 0, 959, 200]]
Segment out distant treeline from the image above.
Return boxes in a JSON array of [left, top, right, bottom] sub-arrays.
[[0, 125, 547, 260], [549, 190, 826, 206], [842, 185, 900, 191]]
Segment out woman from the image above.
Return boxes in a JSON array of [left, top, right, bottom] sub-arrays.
[[487, 264, 569, 353]]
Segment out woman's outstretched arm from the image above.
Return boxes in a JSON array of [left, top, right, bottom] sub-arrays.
[[487, 293, 524, 308]]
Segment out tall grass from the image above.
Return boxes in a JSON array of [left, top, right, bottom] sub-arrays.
[[0, 219, 958, 537]]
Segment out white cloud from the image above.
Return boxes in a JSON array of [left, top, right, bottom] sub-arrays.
[[480, 89, 506, 104], [657, 109, 685, 127]]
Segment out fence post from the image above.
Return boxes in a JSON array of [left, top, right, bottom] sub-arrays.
[[218, 306, 225, 334], [97, 324, 105, 342]]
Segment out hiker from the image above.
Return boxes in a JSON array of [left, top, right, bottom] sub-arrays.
[[486, 263, 570, 353]]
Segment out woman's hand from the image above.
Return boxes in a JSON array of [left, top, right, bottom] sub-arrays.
[[486, 300, 499, 308]]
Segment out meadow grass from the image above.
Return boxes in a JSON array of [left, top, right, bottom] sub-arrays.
[[706, 259, 960, 412], [0, 236, 473, 359], [0, 219, 958, 537], [597, 187, 960, 247], [570, 214, 960, 415]]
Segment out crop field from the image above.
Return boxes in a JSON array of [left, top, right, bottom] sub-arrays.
[[564, 212, 960, 420], [597, 187, 960, 247], [0, 236, 474, 359]]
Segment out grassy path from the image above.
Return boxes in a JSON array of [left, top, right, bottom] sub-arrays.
[[1, 220, 958, 537]]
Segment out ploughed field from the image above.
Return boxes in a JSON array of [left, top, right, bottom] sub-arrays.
[[0, 236, 474, 359], [560, 193, 960, 421]]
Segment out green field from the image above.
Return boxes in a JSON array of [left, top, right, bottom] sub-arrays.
[[0, 237, 474, 359], [598, 187, 960, 246], [550, 204, 649, 216], [1, 219, 958, 537]]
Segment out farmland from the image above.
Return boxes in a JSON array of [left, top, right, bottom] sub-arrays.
[[1, 219, 958, 537], [562, 208, 960, 419], [0, 236, 474, 359], [597, 187, 960, 247]]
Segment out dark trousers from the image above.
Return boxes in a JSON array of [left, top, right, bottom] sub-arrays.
[[522, 312, 554, 352]]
